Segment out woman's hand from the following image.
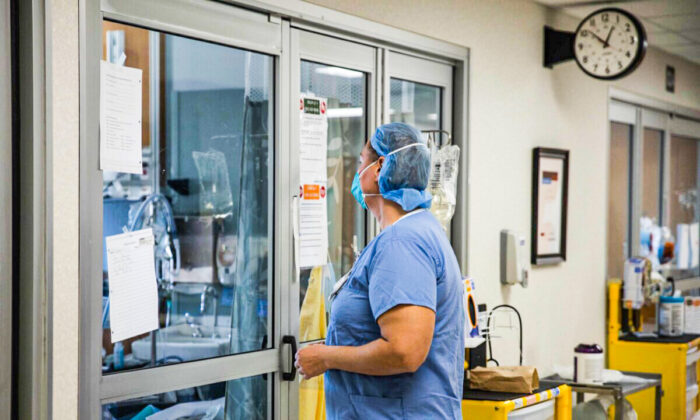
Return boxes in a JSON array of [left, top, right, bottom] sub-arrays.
[[295, 343, 330, 380]]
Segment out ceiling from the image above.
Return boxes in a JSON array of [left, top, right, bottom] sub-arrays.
[[535, 0, 700, 65]]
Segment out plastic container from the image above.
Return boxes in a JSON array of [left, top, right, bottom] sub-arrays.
[[574, 343, 604, 384], [659, 296, 685, 337], [508, 399, 555, 420]]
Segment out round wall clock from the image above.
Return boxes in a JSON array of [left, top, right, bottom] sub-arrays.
[[573, 8, 647, 80]]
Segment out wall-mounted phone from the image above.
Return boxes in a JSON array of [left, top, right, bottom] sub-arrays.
[[500, 230, 529, 288]]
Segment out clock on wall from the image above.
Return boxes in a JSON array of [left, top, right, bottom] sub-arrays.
[[544, 8, 647, 80]]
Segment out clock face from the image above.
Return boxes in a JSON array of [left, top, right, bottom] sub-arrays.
[[573, 8, 647, 80]]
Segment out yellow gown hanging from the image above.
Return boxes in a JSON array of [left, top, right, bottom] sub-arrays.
[[299, 266, 327, 420]]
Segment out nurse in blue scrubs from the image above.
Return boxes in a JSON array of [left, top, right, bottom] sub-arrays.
[[295, 122, 465, 419]]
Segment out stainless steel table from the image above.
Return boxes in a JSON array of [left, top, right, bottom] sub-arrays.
[[543, 372, 662, 420]]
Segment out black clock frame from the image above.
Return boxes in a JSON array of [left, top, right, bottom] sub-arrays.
[[573, 7, 647, 81]]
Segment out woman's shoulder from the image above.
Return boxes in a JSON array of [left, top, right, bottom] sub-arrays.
[[386, 211, 444, 242]]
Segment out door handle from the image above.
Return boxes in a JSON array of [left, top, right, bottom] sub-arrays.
[[282, 335, 297, 381]]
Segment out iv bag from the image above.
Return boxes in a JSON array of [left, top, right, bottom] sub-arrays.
[[192, 149, 234, 217], [428, 144, 460, 232]]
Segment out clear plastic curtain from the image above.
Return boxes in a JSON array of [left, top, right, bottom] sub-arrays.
[[225, 52, 270, 419]]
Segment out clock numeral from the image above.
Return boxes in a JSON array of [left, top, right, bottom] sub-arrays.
[[581, 30, 588, 37], [606, 67, 610, 74], [590, 18, 596, 26], [578, 43, 584, 50], [630, 36, 635, 44], [625, 23, 631, 32], [616, 15, 620, 24], [594, 64, 599, 71], [625, 51, 631, 58], [602, 13, 609, 22], [618, 61, 623, 69], [583, 56, 588, 64]]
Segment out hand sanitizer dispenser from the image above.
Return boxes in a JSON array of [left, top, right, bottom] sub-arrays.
[[500, 230, 529, 287]]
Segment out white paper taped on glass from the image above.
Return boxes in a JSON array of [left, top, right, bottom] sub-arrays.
[[106, 228, 159, 343], [100, 60, 144, 175], [297, 95, 329, 268]]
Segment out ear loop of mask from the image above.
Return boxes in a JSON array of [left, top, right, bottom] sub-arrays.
[[359, 161, 381, 199], [361, 143, 427, 201], [386, 142, 428, 156]]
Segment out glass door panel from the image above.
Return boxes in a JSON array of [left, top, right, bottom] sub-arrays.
[[102, 373, 271, 419], [293, 30, 375, 346], [642, 128, 663, 223], [297, 61, 367, 343], [389, 78, 441, 131], [299, 61, 368, 342], [291, 29, 376, 420], [607, 122, 633, 280], [669, 134, 700, 277], [385, 51, 452, 133], [101, 21, 274, 372], [385, 51, 453, 237]]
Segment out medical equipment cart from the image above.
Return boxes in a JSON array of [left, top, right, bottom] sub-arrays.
[[462, 380, 572, 420], [608, 281, 700, 419]]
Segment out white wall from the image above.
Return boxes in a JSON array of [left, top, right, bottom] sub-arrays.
[[306, 0, 700, 371]]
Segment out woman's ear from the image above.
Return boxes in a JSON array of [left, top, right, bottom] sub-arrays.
[[375, 156, 385, 176]]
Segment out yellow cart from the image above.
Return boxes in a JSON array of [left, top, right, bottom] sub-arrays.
[[608, 281, 700, 419], [462, 382, 572, 420]]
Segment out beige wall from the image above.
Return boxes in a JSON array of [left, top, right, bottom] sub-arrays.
[[306, 0, 700, 370], [48, 0, 80, 418]]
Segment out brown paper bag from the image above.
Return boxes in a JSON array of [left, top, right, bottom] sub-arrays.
[[468, 366, 539, 394]]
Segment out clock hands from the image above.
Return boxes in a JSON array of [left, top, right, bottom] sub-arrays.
[[589, 31, 607, 46], [604, 26, 615, 48]]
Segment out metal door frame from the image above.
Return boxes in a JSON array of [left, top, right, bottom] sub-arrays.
[[0, 0, 14, 417]]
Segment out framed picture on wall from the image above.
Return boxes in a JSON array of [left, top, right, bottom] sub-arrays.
[[531, 148, 569, 265]]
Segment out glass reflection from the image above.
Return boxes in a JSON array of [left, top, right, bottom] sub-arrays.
[[669, 135, 700, 278], [642, 128, 663, 222], [101, 22, 273, 372], [101, 374, 270, 419], [298, 61, 367, 342], [607, 122, 633, 280], [389, 78, 441, 131]]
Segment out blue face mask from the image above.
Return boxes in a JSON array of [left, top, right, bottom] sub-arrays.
[[351, 161, 379, 209], [351, 172, 367, 210]]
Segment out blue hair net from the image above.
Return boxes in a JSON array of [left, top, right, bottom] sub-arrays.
[[370, 122, 432, 212]]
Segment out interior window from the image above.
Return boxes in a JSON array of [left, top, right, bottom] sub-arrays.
[[101, 21, 274, 372]]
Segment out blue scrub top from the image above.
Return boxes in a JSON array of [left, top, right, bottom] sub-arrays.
[[325, 210, 464, 419]]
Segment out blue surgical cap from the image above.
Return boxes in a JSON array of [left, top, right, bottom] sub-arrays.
[[370, 122, 432, 212]]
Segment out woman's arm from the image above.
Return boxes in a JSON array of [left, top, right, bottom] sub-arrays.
[[295, 304, 435, 379]]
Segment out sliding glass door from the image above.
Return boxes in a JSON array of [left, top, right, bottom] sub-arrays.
[[84, 1, 289, 417], [82, 3, 463, 419], [289, 28, 376, 418]]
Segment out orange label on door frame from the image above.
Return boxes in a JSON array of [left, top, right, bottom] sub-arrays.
[[303, 184, 321, 200]]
